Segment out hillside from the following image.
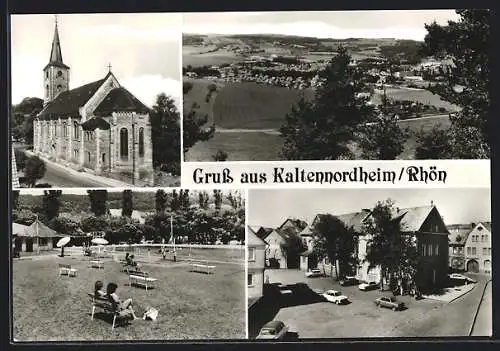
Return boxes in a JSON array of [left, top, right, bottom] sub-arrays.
[[184, 80, 315, 130], [213, 82, 315, 129]]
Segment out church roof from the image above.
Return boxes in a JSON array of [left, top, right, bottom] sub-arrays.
[[38, 75, 109, 119], [44, 23, 69, 70], [94, 87, 150, 116]]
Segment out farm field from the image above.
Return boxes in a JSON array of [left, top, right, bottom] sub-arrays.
[[213, 82, 315, 129], [183, 48, 243, 68], [371, 87, 460, 112], [12, 252, 245, 341], [184, 79, 314, 130], [185, 115, 451, 161]]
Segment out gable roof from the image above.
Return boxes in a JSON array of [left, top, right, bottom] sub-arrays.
[[19, 220, 62, 238], [480, 222, 492, 232], [94, 87, 150, 117], [447, 224, 474, 246], [277, 217, 307, 231], [247, 226, 267, 247], [38, 74, 109, 119], [313, 210, 371, 234], [256, 226, 274, 240]]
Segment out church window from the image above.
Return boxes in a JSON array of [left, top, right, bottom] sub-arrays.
[[73, 122, 79, 139], [46, 71, 49, 78], [63, 122, 67, 137], [102, 153, 106, 163], [57, 70, 62, 77], [120, 128, 128, 159], [139, 127, 144, 157], [45, 85, 49, 97], [57, 84, 62, 90], [88, 152, 91, 162]]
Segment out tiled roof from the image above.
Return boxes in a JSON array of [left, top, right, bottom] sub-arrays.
[[38, 75, 108, 119], [335, 210, 371, 233], [394, 206, 436, 233], [447, 224, 473, 245], [94, 87, 150, 117], [248, 226, 267, 247]]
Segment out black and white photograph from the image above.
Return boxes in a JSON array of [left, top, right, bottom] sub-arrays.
[[247, 188, 491, 339], [11, 14, 182, 188], [11, 188, 245, 341], [182, 10, 490, 162]]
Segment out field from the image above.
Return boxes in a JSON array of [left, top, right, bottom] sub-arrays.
[[185, 115, 452, 161], [12, 249, 245, 341], [214, 83, 315, 129], [184, 80, 314, 130], [372, 87, 460, 112], [183, 47, 243, 68]]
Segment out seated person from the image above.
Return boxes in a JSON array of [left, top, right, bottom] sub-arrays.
[[129, 255, 140, 271], [124, 253, 131, 265], [94, 280, 107, 298], [106, 283, 138, 320]]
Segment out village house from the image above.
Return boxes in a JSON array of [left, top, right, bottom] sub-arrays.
[[305, 203, 450, 292], [108, 208, 148, 224], [464, 222, 492, 274], [247, 226, 267, 308], [447, 223, 474, 271], [33, 20, 154, 186], [12, 220, 63, 253], [261, 218, 307, 269]]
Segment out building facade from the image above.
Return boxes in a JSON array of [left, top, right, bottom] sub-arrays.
[[247, 226, 267, 307], [304, 205, 449, 291], [33, 20, 154, 186], [464, 222, 492, 274], [447, 224, 473, 271]]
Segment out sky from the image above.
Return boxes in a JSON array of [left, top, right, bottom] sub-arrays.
[[248, 188, 491, 228], [183, 10, 459, 41], [10, 13, 182, 107]]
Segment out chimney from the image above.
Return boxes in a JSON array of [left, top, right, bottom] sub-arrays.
[[396, 207, 400, 213], [471, 222, 476, 228], [430, 200, 434, 207]]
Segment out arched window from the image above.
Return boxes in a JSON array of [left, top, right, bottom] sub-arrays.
[[120, 128, 128, 159], [53, 124, 57, 137], [139, 127, 144, 157], [88, 152, 91, 162], [45, 85, 49, 98], [74, 122, 79, 139], [62, 122, 67, 137]]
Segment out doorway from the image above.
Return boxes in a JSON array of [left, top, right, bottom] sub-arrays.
[[25, 238, 34, 252], [467, 259, 479, 273]]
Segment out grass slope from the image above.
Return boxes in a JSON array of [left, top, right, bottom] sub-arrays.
[[213, 83, 315, 129], [185, 115, 452, 161], [13, 254, 245, 341]]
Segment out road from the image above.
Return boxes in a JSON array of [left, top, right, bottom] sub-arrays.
[[252, 270, 491, 338], [471, 279, 492, 336], [39, 161, 112, 187]]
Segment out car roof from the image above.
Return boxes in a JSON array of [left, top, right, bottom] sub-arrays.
[[262, 320, 284, 329]]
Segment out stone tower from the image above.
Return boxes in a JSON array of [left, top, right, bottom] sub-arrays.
[[43, 16, 70, 105]]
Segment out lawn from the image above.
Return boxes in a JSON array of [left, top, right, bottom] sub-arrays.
[[12, 253, 245, 341], [182, 50, 243, 68], [371, 87, 461, 112]]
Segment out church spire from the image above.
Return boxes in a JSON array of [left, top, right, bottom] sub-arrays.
[[49, 15, 65, 65]]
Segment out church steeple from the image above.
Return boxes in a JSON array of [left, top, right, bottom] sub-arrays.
[[44, 15, 70, 104], [49, 16, 65, 65]]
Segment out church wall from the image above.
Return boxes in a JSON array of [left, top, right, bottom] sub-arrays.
[[83, 130, 97, 169]]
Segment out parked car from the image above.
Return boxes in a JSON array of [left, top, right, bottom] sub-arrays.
[[305, 268, 323, 278], [449, 273, 476, 284], [374, 296, 405, 311], [340, 276, 359, 286], [359, 281, 379, 291], [322, 290, 349, 305], [256, 320, 289, 340]]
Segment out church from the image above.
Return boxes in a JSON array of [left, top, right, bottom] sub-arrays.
[[33, 19, 154, 186]]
